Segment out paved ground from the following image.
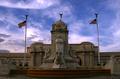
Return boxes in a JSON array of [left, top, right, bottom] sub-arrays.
[[0, 75, 120, 79]]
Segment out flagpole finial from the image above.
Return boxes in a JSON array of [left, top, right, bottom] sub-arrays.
[[95, 13, 98, 18], [26, 15, 28, 17], [25, 15, 28, 20], [59, 11, 63, 20]]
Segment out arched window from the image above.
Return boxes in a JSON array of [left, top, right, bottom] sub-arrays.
[[12, 61, 16, 65], [19, 62, 22, 66], [24, 62, 28, 67], [78, 58, 82, 66], [77, 56, 82, 66]]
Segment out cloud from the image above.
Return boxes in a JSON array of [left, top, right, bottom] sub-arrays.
[[69, 33, 94, 44], [68, 20, 96, 45], [40, 1, 95, 45], [27, 26, 50, 44], [0, 50, 10, 53], [0, 10, 52, 52], [1, 40, 25, 52], [101, 43, 120, 52], [107, 0, 120, 10], [0, 0, 59, 9], [0, 38, 4, 42], [41, 3, 73, 21], [41, 2, 97, 45], [0, 13, 20, 30], [0, 36, 25, 52], [1, 0, 120, 52], [100, 0, 120, 52], [0, 33, 10, 38], [69, 20, 84, 33]]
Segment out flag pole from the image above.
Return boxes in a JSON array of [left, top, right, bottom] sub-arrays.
[[24, 15, 28, 67], [95, 13, 100, 65]]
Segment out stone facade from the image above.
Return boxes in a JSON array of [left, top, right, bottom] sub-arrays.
[[28, 20, 99, 69]]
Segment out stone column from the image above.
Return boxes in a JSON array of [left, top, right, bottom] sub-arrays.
[[90, 52, 93, 67], [82, 53, 85, 66]]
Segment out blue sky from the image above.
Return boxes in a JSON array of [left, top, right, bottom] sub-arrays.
[[0, 0, 120, 52]]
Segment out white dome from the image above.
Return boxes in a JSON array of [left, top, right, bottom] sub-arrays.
[[52, 20, 67, 31]]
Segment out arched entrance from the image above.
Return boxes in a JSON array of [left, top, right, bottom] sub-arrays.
[[77, 56, 82, 66]]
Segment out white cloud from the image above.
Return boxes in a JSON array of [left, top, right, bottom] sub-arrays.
[[0, 14, 22, 40], [100, 0, 120, 52], [41, 4, 73, 21], [101, 43, 120, 52], [2, 0, 120, 52], [69, 20, 84, 33], [41, 2, 96, 45], [107, 0, 120, 10], [0, 28, 25, 52], [114, 30, 120, 38], [0, 11, 52, 52], [69, 33, 94, 44], [0, 24, 51, 52], [0, 34, 25, 53], [68, 19, 94, 43], [0, 43, 24, 53], [27, 26, 50, 43], [0, 0, 59, 9], [68, 20, 96, 45]]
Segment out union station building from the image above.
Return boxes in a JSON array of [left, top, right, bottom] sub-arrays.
[[0, 17, 120, 75]]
